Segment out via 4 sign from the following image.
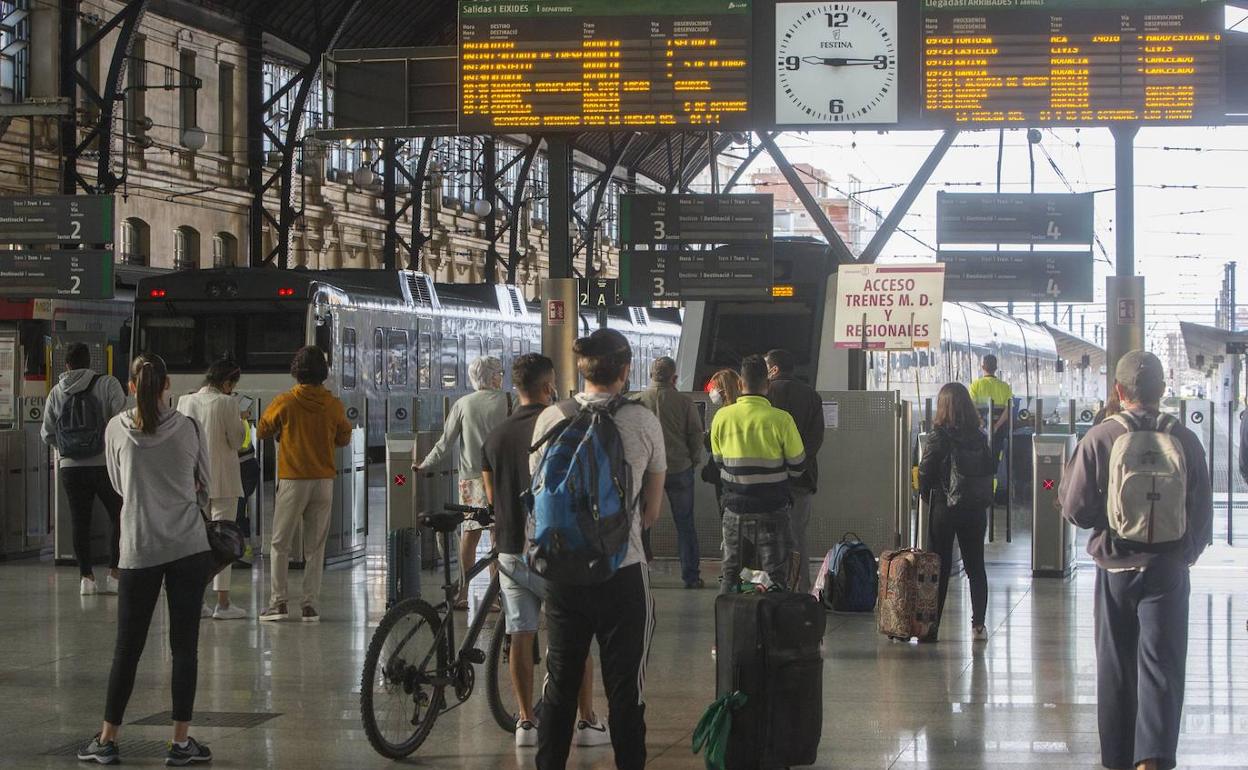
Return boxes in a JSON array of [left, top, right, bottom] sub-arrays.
[[833, 264, 945, 351]]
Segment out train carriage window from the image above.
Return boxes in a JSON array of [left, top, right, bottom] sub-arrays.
[[486, 336, 504, 361], [418, 333, 432, 389], [202, 317, 236, 365], [139, 317, 195, 368], [466, 335, 482, 363], [341, 328, 357, 390], [314, 316, 333, 367], [441, 336, 458, 389], [244, 313, 303, 369], [386, 329, 409, 387], [374, 328, 385, 389]]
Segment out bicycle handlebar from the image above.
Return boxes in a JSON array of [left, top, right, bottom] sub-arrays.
[[442, 503, 494, 527]]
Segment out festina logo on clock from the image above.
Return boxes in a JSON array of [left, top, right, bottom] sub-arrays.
[[775, 1, 899, 125]]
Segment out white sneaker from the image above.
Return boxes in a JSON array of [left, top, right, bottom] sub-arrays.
[[80, 577, 97, 596], [213, 605, 247, 620], [972, 625, 989, 642], [201, 604, 214, 619], [574, 717, 611, 747], [99, 574, 119, 595], [515, 719, 538, 747]]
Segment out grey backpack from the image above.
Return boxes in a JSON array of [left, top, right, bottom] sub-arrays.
[[1106, 413, 1187, 551]]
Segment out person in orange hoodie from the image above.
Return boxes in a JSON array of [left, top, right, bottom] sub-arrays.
[[256, 346, 352, 623]]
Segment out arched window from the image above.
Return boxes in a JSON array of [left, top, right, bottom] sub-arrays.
[[174, 226, 200, 270], [212, 232, 237, 268], [120, 217, 150, 266]]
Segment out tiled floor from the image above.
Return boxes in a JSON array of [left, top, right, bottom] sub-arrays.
[[1, 515, 1245, 768]]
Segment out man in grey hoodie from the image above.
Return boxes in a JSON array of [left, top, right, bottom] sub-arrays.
[[41, 342, 127, 596]]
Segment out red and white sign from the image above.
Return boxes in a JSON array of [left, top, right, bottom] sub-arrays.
[[393, 474, 407, 487], [546, 299, 567, 325], [833, 264, 945, 351]]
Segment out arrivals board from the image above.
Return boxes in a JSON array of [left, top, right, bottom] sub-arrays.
[[937, 193, 1094, 246], [0, 195, 114, 244], [939, 250, 1094, 303], [0, 250, 114, 300], [458, 0, 752, 132], [620, 194, 772, 246], [621, 245, 774, 302], [920, 0, 1225, 126]]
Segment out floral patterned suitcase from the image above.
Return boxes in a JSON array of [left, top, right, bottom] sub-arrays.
[[877, 549, 942, 642]]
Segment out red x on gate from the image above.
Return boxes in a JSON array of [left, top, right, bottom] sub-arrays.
[[394, 474, 407, 487], [1042, 479, 1055, 491]]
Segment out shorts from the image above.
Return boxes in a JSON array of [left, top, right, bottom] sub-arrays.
[[459, 478, 489, 532], [498, 552, 546, 634]]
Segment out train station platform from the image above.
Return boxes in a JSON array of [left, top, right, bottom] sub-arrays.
[[2, 525, 1245, 770]]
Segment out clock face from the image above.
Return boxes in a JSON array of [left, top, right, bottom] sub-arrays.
[[775, 2, 899, 126]]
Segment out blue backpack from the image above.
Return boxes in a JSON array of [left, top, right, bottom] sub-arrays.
[[527, 397, 638, 585], [814, 533, 878, 613]]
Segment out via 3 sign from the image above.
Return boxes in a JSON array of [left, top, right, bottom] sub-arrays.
[[833, 264, 945, 351]]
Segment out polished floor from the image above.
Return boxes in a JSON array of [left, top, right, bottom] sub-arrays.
[[2, 521, 1246, 769]]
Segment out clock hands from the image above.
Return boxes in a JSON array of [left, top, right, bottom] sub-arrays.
[[801, 56, 883, 67]]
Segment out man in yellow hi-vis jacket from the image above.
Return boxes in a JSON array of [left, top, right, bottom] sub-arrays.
[[711, 355, 806, 593]]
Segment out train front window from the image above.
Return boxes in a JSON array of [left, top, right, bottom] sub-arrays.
[[137, 310, 306, 373], [705, 303, 814, 369]]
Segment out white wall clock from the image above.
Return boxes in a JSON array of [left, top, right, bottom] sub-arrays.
[[775, 1, 899, 126]]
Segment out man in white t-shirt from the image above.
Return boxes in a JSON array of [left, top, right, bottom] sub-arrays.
[[529, 328, 666, 770]]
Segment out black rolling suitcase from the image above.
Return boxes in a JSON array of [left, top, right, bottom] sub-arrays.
[[386, 527, 422, 608], [714, 591, 825, 769]]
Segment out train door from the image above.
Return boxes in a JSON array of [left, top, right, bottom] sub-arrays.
[[322, 311, 366, 564]]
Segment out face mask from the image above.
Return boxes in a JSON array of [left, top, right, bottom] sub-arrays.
[[709, 389, 724, 406]]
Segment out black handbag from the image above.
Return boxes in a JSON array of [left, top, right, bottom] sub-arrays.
[[187, 416, 246, 575], [202, 511, 245, 576]]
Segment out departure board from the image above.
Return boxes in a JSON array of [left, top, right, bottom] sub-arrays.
[[921, 0, 1225, 126], [458, 0, 752, 132]]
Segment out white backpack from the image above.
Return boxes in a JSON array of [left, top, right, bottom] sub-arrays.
[[1106, 413, 1187, 550]]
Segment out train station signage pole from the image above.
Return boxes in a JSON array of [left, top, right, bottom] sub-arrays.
[[543, 135, 579, 397], [1106, 125, 1144, 396]]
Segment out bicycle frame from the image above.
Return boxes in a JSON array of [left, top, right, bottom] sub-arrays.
[[402, 527, 502, 692]]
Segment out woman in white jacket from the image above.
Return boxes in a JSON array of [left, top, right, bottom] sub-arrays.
[[178, 358, 248, 619]]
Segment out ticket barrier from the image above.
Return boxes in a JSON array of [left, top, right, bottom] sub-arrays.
[[385, 433, 421, 605], [1032, 434, 1077, 578]]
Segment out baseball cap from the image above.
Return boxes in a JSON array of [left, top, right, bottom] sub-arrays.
[[1115, 350, 1165, 395]]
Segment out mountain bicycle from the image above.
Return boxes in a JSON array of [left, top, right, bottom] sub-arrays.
[[360, 504, 544, 758]]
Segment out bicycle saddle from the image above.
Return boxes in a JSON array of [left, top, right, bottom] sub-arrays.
[[418, 512, 466, 533]]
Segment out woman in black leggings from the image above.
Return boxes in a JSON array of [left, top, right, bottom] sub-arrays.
[[919, 382, 993, 642], [78, 354, 215, 766]]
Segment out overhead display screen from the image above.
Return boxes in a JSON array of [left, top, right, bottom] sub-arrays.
[[921, 0, 1225, 126], [458, 0, 752, 132]]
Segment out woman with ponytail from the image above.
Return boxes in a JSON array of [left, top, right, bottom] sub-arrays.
[[178, 357, 248, 620], [78, 354, 215, 766]]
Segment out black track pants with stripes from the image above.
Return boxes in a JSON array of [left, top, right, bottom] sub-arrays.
[[537, 562, 653, 770]]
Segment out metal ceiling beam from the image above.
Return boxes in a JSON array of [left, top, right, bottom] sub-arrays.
[[722, 133, 774, 193], [583, 132, 635, 277], [255, 0, 361, 269], [758, 132, 855, 264], [859, 129, 957, 264], [59, 0, 150, 195], [504, 136, 541, 285]]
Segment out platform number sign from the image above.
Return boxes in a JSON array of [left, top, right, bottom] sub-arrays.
[[775, 2, 899, 126]]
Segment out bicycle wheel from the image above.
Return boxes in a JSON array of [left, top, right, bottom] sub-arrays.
[[360, 598, 447, 758], [485, 612, 545, 732]]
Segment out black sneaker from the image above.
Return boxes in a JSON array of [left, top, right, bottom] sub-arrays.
[[165, 736, 212, 766], [76, 735, 119, 764], [301, 605, 320, 623]]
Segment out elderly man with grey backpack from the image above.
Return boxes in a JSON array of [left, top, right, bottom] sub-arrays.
[[41, 342, 127, 596], [1059, 350, 1213, 770]]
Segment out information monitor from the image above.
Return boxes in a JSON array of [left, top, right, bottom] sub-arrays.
[[458, 0, 753, 132], [920, 0, 1225, 126]]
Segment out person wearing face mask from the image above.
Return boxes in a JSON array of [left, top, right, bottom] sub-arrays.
[[480, 354, 609, 748], [702, 369, 744, 509]]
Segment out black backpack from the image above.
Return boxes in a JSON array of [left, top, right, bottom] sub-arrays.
[[946, 431, 996, 510], [55, 375, 108, 459]]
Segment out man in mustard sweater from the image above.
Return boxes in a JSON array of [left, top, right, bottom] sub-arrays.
[[257, 347, 352, 622]]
